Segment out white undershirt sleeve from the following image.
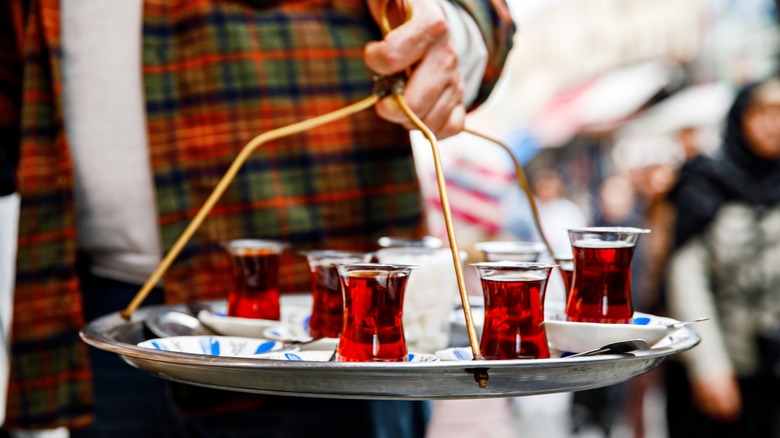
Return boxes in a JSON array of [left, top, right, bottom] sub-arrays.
[[0, 193, 19, 427], [439, 0, 489, 108]]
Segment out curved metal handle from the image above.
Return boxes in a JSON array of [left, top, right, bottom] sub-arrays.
[[120, 96, 379, 319], [121, 0, 490, 389]]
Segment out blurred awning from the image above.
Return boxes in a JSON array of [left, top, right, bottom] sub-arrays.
[[617, 81, 735, 136], [530, 61, 673, 146], [611, 81, 736, 167]]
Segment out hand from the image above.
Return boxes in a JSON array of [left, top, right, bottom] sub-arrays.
[[691, 373, 742, 422], [365, 0, 466, 139]]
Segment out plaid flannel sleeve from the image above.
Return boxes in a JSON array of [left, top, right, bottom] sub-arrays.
[[448, 0, 515, 108]]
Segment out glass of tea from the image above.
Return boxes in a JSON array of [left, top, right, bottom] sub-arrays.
[[335, 263, 419, 362], [553, 254, 575, 303], [474, 241, 547, 262], [300, 250, 368, 339], [373, 246, 464, 354], [471, 261, 555, 360], [223, 239, 287, 320], [565, 227, 650, 324]]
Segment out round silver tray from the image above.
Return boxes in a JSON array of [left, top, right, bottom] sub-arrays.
[[80, 303, 699, 400]]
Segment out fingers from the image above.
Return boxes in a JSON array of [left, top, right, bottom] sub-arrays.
[[403, 46, 464, 135], [365, 0, 466, 139], [372, 39, 458, 125], [364, 1, 447, 75], [435, 103, 465, 139], [372, 35, 465, 138], [374, 93, 465, 140]]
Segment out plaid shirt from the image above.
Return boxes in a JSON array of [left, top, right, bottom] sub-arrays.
[[4, 0, 514, 429]]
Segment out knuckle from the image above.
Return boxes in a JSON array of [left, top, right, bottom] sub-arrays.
[[365, 44, 401, 74], [441, 46, 459, 71], [445, 109, 465, 136], [453, 72, 465, 93], [379, 49, 403, 72], [401, 93, 424, 115], [428, 16, 448, 39]]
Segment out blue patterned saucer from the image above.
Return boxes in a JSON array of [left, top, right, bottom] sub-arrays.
[[138, 336, 287, 357]]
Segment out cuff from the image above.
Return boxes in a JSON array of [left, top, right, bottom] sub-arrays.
[[438, 0, 488, 109]]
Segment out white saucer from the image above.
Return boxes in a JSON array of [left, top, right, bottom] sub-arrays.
[[198, 294, 312, 338], [435, 347, 474, 361], [262, 325, 340, 351], [138, 336, 287, 357], [542, 312, 679, 353]]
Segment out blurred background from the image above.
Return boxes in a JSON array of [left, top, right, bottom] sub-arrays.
[[419, 1, 780, 437], [416, 0, 778, 250]]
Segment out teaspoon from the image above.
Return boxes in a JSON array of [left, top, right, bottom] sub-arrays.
[[566, 339, 648, 358]]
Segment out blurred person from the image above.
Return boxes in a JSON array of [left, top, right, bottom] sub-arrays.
[[595, 174, 641, 228], [500, 168, 588, 256], [0, 0, 514, 436], [529, 168, 587, 257], [622, 162, 680, 438], [665, 78, 780, 437], [676, 126, 702, 161], [633, 162, 679, 314]]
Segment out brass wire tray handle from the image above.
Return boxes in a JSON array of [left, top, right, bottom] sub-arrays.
[[81, 0, 699, 396]]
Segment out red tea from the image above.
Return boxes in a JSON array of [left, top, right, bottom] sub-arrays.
[[566, 242, 634, 324], [337, 269, 409, 362], [480, 275, 550, 360], [227, 248, 281, 320], [560, 266, 574, 302], [308, 264, 343, 338]]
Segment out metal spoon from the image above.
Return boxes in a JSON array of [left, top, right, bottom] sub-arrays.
[[667, 317, 709, 329], [632, 316, 709, 329], [282, 337, 325, 347], [566, 339, 648, 358], [145, 310, 215, 338]]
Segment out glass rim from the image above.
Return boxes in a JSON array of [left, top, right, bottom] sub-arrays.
[[298, 249, 367, 258], [377, 235, 443, 249], [373, 246, 462, 255], [469, 261, 558, 270], [473, 241, 547, 253], [566, 227, 651, 234], [222, 239, 288, 252], [335, 262, 420, 271]]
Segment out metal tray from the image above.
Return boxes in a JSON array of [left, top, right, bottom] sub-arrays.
[[80, 303, 699, 400]]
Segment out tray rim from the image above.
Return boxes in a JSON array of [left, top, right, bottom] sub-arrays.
[[79, 304, 701, 373]]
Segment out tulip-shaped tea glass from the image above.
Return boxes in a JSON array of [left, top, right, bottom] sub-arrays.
[[336, 263, 419, 362], [553, 254, 575, 303], [471, 261, 556, 360], [474, 241, 547, 262], [565, 227, 650, 324], [224, 239, 287, 320], [301, 250, 368, 338]]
